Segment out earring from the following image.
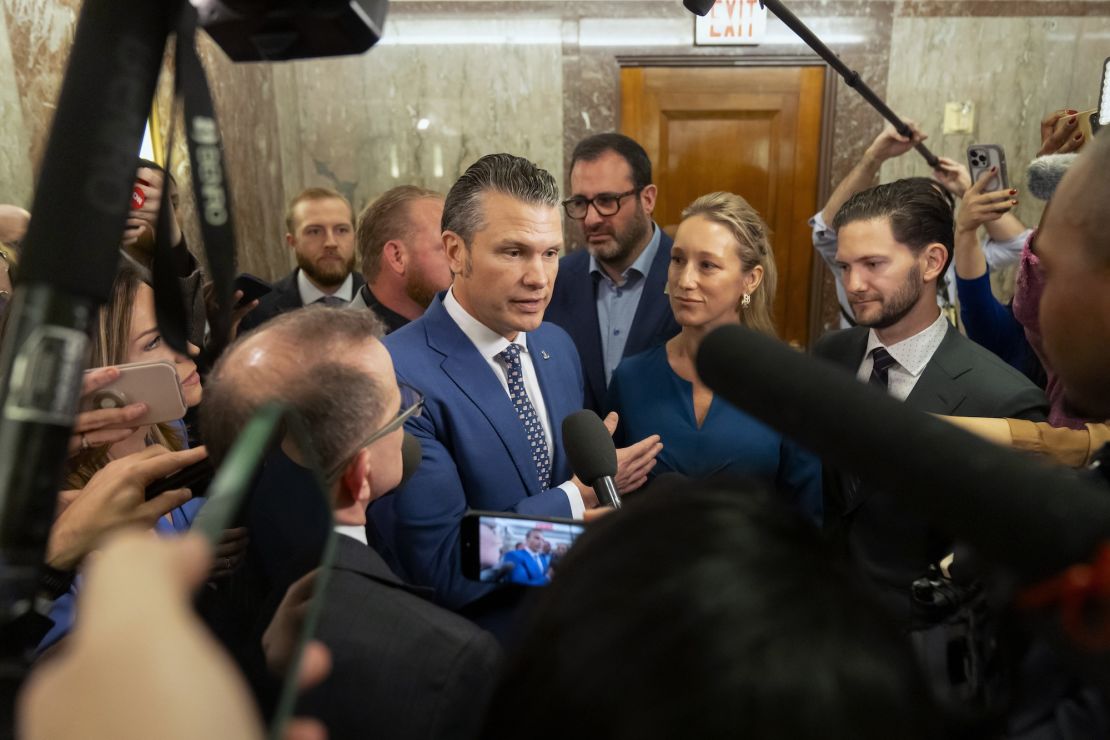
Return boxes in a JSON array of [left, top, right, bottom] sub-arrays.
[[741, 293, 751, 308]]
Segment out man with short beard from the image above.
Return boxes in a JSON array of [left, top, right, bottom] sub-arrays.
[[545, 133, 679, 413], [239, 187, 364, 333], [813, 177, 1047, 623], [350, 185, 453, 334]]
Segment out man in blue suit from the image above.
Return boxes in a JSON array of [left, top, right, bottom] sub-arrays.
[[501, 530, 551, 586], [545, 133, 680, 413], [372, 153, 661, 609]]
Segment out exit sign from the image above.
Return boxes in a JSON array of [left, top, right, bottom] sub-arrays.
[[694, 0, 769, 46]]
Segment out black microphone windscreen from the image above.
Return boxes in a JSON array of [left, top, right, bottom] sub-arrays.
[[684, 0, 718, 16], [695, 324, 1110, 581], [399, 431, 422, 488], [562, 410, 618, 482]]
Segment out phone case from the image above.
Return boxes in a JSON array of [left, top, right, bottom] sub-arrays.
[[967, 144, 1009, 191], [80, 360, 187, 428]]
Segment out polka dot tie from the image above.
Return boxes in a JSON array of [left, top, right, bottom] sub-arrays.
[[499, 343, 551, 489]]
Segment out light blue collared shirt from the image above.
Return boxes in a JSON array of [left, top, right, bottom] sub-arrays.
[[590, 223, 662, 384]]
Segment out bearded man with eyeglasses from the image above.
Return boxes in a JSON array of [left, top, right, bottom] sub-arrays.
[[545, 133, 680, 413]]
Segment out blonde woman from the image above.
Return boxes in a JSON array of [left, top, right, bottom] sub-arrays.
[[608, 192, 821, 523]]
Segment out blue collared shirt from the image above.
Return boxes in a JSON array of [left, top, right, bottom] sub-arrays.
[[589, 223, 663, 385]]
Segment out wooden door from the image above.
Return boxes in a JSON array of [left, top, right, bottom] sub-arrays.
[[621, 66, 825, 347]]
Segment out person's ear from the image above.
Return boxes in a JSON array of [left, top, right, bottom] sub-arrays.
[[444, 231, 467, 276], [743, 264, 764, 296], [285, 232, 296, 249], [339, 448, 373, 508], [383, 240, 406, 276], [639, 184, 658, 216], [922, 243, 948, 283]]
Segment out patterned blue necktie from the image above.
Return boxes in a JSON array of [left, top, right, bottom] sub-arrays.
[[499, 343, 551, 489]]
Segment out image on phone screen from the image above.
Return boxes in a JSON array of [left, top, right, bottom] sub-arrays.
[[463, 512, 585, 587]]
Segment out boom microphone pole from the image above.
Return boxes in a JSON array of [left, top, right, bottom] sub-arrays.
[[0, 0, 177, 647], [683, 0, 940, 168]]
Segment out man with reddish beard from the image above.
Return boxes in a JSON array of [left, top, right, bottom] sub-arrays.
[[545, 134, 679, 413], [351, 185, 453, 334], [813, 177, 1046, 623], [239, 187, 364, 333], [370, 154, 661, 610]]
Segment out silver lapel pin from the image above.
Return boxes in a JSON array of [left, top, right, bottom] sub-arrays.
[[541, 351, 550, 360]]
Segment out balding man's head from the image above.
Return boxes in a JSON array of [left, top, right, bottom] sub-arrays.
[[1036, 132, 1110, 418], [202, 307, 394, 474]]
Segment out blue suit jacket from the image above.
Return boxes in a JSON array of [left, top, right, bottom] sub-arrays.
[[501, 549, 550, 586], [544, 229, 680, 414], [370, 295, 584, 609]]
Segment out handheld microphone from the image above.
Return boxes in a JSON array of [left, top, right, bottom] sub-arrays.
[[695, 325, 1110, 582], [684, 0, 717, 15], [562, 410, 621, 510], [399, 431, 422, 488], [1027, 153, 1078, 201]]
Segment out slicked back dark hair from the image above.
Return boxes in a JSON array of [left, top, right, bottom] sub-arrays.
[[570, 133, 653, 191], [442, 153, 560, 245], [833, 177, 955, 278]]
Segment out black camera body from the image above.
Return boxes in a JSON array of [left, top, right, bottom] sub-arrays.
[[195, 0, 390, 61]]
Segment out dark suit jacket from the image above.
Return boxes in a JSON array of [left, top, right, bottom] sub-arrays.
[[238, 269, 365, 333], [813, 322, 1048, 618], [298, 535, 502, 740], [370, 294, 585, 609], [545, 229, 680, 413]]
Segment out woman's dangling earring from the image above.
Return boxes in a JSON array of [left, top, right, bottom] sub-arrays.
[[741, 293, 751, 308]]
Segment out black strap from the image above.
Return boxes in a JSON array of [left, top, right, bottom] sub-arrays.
[[151, 4, 237, 366]]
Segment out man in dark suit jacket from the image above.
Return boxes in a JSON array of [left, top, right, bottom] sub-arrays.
[[202, 306, 501, 740], [545, 133, 680, 413], [371, 154, 662, 610], [239, 186, 364, 333], [813, 178, 1047, 621]]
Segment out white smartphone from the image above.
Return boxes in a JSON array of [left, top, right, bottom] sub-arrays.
[[967, 144, 1009, 192], [79, 360, 187, 427]]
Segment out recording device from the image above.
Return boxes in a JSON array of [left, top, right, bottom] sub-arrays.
[[461, 511, 586, 585], [233, 273, 273, 308], [189, 403, 336, 739], [1027, 153, 1078, 202], [78, 361, 188, 429], [1098, 57, 1109, 130], [144, 458, 215, 501], [195, 0, 389, 61], [400, 431, 421, 487], [967, 144, 1009, 192], [694, 324, 1110, 583], [682, 0, 940, 168], [562, 410, 621, 509]]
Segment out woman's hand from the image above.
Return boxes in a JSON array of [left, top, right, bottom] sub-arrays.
[[69, 367, 148, 456]]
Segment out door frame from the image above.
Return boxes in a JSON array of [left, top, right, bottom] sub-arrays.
[[615, 54, 836, 346]]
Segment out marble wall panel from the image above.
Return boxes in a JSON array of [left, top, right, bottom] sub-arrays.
[[882, 15, 1110, 232], [0, 5, 32, 205], [0, 0, 79, 203]]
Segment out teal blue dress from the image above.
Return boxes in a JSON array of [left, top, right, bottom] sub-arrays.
[[609, 344, 822, 525]]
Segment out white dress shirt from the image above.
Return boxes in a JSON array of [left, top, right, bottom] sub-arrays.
[[442, 289, 585, 518], [297, 269, 355, 306], [856, 311, 950, 401], [335, 525, 368, 544]]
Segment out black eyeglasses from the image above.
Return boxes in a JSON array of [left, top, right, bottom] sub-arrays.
[[561, 188, 641, 220], [327, 381, 424, 480]]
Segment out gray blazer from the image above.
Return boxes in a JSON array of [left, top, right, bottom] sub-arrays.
[[813, 322, 1048, 616]]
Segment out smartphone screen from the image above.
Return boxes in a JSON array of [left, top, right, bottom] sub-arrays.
[[461, 511, 586, 586], [190, 403, 335, 740]]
